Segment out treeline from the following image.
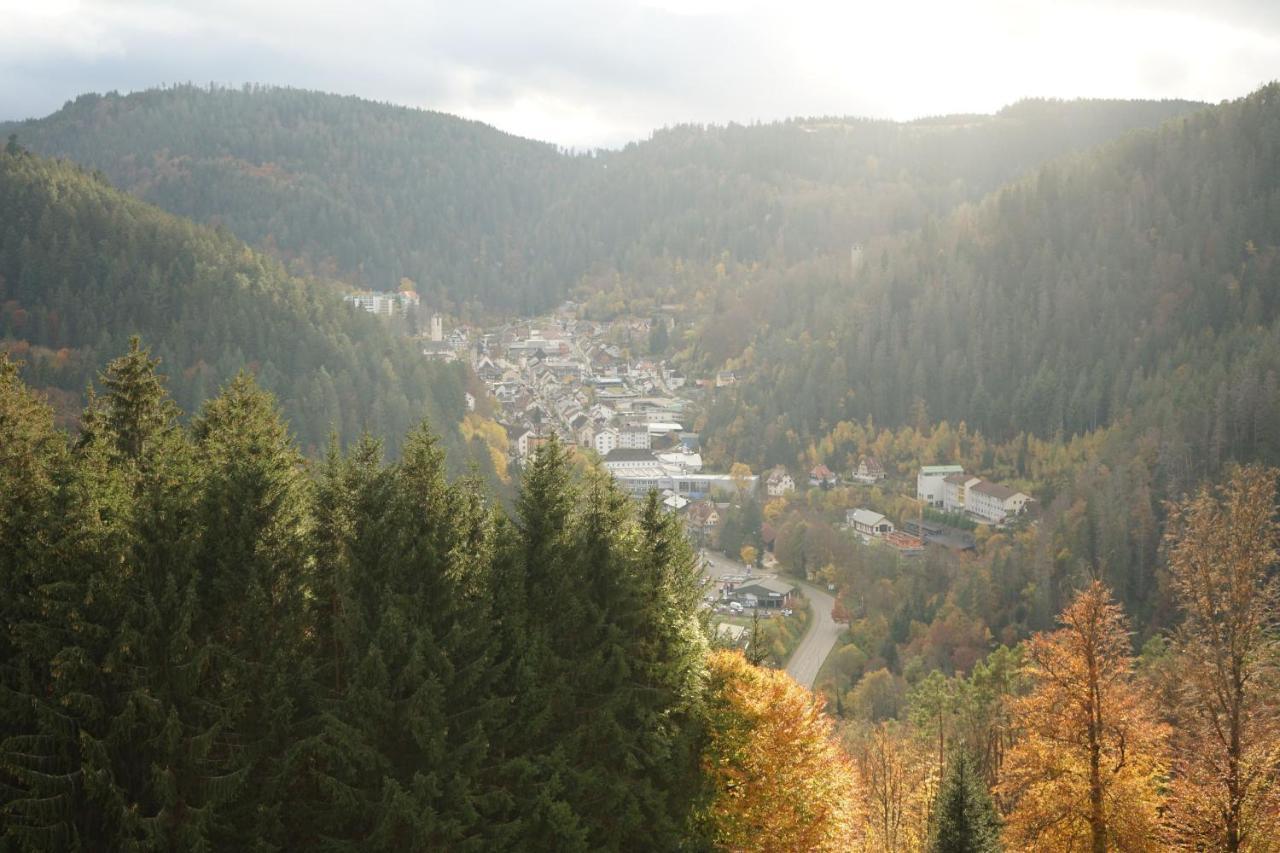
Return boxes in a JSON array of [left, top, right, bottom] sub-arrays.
[[0, 344, 717, 850], [0, 144, 471, 463], [701, 84, 1280, 470], [1, 85, 1201, 315]]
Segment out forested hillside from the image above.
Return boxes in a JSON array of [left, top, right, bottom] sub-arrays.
[[0, 354, 712, 850], [0, 144, 472, 461], [1, 85, 1202, 314], [703, 84, 1280, 475]]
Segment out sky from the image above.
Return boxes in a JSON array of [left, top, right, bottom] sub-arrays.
[[1, 0, 1278, 149]]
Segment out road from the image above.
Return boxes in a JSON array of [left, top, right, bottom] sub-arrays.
[[784, 581, 842, 689], [699, 551, 844, 689]]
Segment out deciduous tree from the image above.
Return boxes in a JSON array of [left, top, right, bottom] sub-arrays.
[[1162, 465, 1280, 851], [997, 581, 1167, 852], [698, 650, 860, 851]]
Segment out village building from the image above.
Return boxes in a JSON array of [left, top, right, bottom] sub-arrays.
[[917, 464, 965, 507], [619, 424, 653, 450], [727, 578, 796, 609], [851, 456, 886, 484], [809, 463, 837, 489], [847, 508, 895, 539], [967, 481, 1033, 523], [942, 473, 983, 515], [766, 466, 796, 497], [594, 428, 619, 456]]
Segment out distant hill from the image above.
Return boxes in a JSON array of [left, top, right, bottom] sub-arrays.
[[702, 84, 1280, 482], [0, 144, 473, 463], [1, 85, 1204, 314]]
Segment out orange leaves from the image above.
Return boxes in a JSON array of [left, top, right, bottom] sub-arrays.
[[1161, 466, 1280, 851], [700, 650, 860, 852], [998, 581, 1168, 852]]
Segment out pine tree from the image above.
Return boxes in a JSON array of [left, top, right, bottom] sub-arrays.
[[928, 750, 1001, 853], [190, 372, 310, 848], [97, 336, 180, 463], [0, 350, 147, 849], [282, 435, 389, 850]]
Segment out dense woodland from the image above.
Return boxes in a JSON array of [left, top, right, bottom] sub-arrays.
[[1, 85, 1200, 316], [0, 144, 476, 464], [0, 350, 712, 850]]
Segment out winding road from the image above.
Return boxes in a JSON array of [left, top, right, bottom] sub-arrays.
[[784, 581, 843, 689], [700, 551, 843, 689]]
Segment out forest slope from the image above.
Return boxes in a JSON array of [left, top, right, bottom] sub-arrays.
[[703, 83, 1280, 480], [0, 144, 472, 462], [2, 85, 1203, 314]]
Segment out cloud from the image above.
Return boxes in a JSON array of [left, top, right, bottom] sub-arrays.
[[0, 0, 1277, 148]]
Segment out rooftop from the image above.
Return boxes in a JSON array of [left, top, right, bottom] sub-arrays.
[[735, 578, 796, 596], [920, 465, 965, 475], [603, 448, 660, 463], [971, 481, 1023, 500], [849, 508, 887, 527]]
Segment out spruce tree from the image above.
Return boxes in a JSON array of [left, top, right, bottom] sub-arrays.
[[929, 749, 1001, 852], [97, 336, 180, 463], [190, 372, 310, 848]]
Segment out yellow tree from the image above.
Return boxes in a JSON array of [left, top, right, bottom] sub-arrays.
[[998, 581, 1168, 852], [698, 650, 861, 851], [847, 721, 935, 852], [1162, 466, 1280, 851]]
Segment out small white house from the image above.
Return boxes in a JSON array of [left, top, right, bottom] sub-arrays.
[[847, 508, 895, 539]]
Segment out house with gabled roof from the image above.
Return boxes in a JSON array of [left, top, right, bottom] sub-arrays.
[[809, 463, 837, 489], [766, 466, 796, 497], [852, 456, 886, 484]]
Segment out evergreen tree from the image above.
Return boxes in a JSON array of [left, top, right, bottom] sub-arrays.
[[928, 750, 1001, 853], [97, 336, 179, 463], [189, 372, 310, 848]]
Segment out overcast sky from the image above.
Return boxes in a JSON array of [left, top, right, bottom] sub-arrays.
[[1, 0, 1278, 148]]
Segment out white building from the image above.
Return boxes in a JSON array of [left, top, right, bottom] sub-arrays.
[[942, 473, 982, 515], [766, 466, 796, 497], [967, 482, 1033, 523], [619, 425, 652, 450], [917, 465, 965, 507], [656, 449, 702, 473], [594, 428, 619, 456], [430, 313, 444, 342], [603, 449, 758, 500], [514, 430, 536, 461], [344, 290, 418, 316], [847, 508, 895, 538]]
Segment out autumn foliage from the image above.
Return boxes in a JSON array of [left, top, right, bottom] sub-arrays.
[[997, 581, 1168, 852], [699, 650, 860, 851], [1162, 466, 1280, 852]]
